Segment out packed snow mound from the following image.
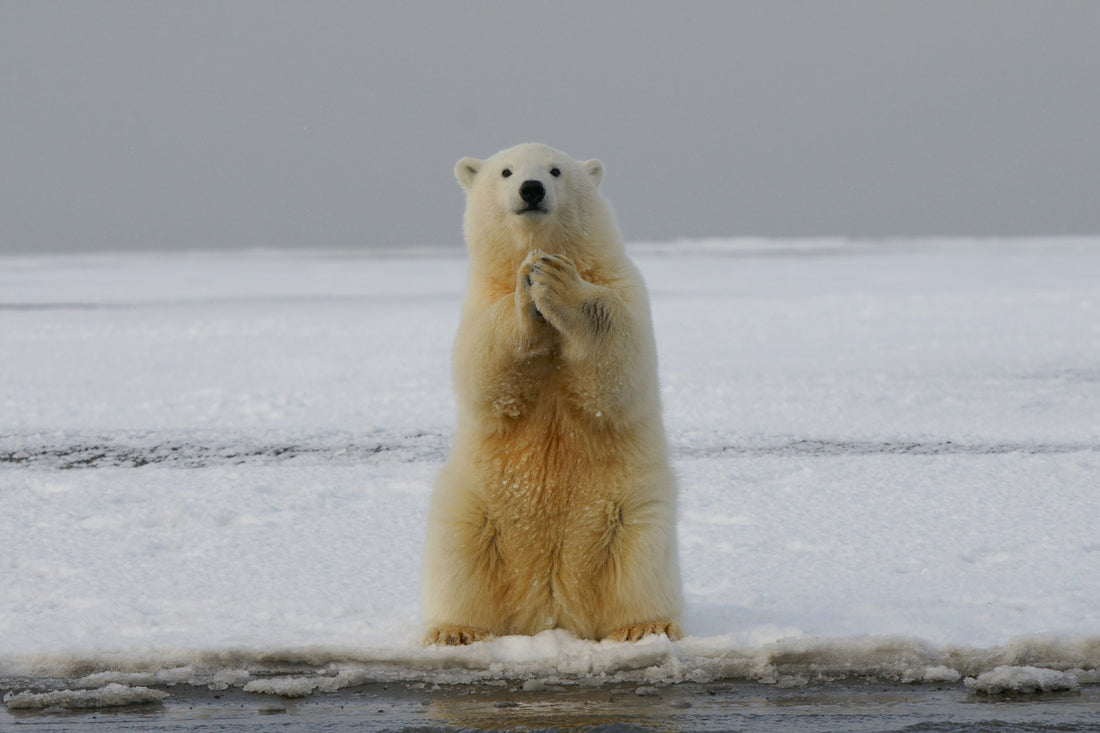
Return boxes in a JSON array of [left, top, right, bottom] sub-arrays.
[[4, 683, 168, 710], [965, 666, 1079, 694]]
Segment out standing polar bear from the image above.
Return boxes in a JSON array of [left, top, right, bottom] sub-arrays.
[[424, 143, 682, 645]]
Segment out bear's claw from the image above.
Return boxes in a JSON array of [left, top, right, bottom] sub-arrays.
[[606, 622, 683, 643], [424, 624, 493, 646]]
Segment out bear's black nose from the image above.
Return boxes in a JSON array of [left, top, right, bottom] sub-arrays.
[[519, 180, 546, 206]]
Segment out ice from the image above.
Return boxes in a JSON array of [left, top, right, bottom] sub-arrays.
[[3, 683, 168, 709], [244, 674, 352, 698], [1, 239, 1098, 694], [965, 666, 1080, 694]]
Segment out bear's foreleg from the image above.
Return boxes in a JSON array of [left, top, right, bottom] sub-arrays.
[[522, 251, 648, 422], [452, 287, 556, 422]]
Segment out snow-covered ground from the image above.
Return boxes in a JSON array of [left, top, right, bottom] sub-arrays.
[[2, 239, 1099, 702]]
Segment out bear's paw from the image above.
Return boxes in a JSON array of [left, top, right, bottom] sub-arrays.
[[526, 252, 583, 311], [605, 622, 683, 643], [424, 624, 493, 646]]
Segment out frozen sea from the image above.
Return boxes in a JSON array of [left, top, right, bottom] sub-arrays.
[[2, 238, 1099, 729]]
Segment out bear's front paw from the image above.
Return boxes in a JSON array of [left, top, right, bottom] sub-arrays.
[[516, 250, 548, 321], [605, 622, 683, 643], [525, 252, 587, 324], [424, 624, 493, 646]]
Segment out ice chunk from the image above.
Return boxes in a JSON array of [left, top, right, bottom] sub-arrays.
[[4, 683, 168, 710], [243, 676, 321, 698], [922, 665, 962, 683], [965, 666, 1079, 694]]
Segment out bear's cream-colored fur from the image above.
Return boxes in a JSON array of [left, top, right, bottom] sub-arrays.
[[424, 143, 682, 645]]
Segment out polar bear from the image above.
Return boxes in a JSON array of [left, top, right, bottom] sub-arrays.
[[423, 143, 682, 645]]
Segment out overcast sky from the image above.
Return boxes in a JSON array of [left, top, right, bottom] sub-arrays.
[[2, 1, 1098, 254]]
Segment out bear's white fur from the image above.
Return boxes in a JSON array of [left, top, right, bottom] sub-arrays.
[[423, 143, 682, 645]]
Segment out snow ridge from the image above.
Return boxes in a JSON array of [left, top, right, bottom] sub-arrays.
[[4, 432, 1095, 470], [0, 430, 448, 469]]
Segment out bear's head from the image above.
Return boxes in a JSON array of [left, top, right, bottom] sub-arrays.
[[455, 143, 610, 260]]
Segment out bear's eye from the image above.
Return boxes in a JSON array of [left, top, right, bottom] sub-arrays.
[[501, 169, 512, 178], [550, 167, 561, 177]]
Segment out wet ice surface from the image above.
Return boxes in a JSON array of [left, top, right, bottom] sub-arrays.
[[1, 239, 1099, 724], [4, 681, 1100, 732]]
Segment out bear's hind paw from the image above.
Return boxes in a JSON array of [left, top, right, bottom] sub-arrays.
[[424, 624, 493, 646], [606, 622, 683, 643]]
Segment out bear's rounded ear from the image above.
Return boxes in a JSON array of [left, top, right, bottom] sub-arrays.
[[455, 157, 483, 191], [585, 159, 604, 186]]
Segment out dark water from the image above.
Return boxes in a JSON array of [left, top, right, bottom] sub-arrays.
[[4, 682, 1099, 732]]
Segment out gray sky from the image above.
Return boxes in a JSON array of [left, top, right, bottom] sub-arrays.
[[2, 1, 1098, 254]]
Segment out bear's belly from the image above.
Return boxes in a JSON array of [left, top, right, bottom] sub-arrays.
[[479, 400, 632, 504], [472, 406, 641, 636]]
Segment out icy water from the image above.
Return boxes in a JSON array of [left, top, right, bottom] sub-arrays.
[[3, 681, 1099, 732]]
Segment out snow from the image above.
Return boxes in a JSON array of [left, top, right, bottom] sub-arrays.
[[2, 239, 1099, 699]]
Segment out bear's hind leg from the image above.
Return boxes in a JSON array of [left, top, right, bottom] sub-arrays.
[[564, 495, 682, 643], [424, 477, 513, 645]]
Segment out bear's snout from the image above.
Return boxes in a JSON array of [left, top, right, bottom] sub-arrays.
[[519, 180, 546, 207]]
